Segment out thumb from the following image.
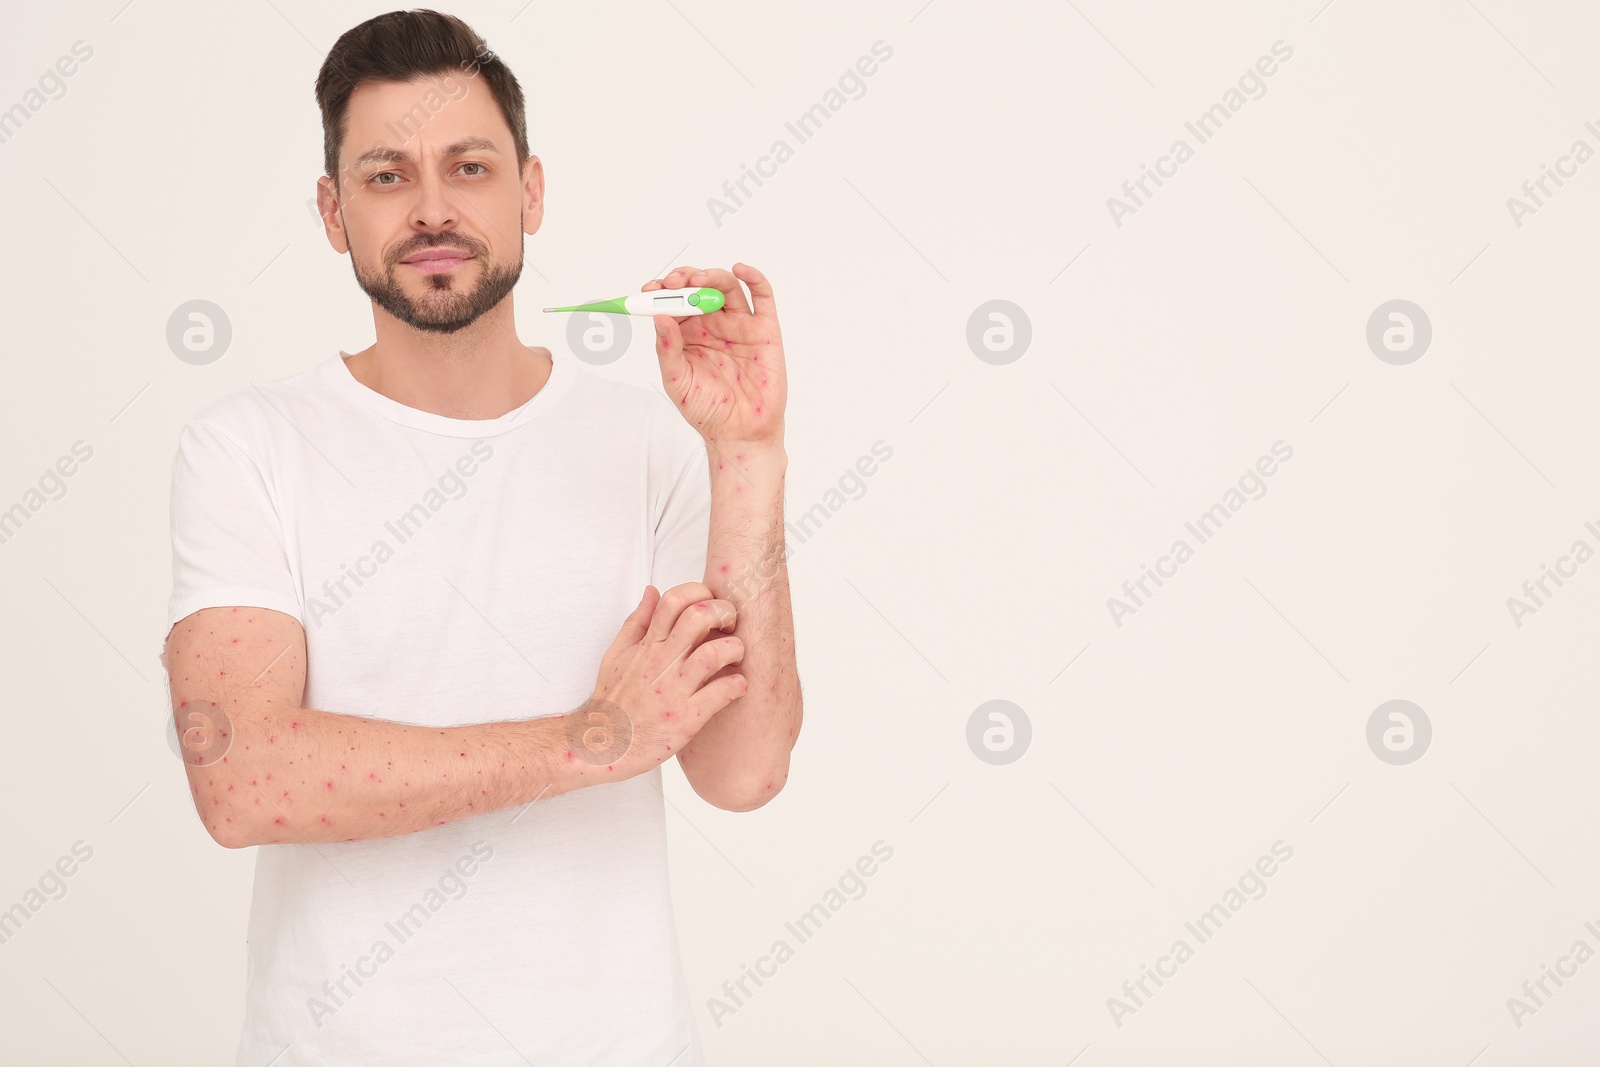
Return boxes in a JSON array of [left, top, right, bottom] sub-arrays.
[[654, 315, 686, 397], [607, 587, 658, 657], [629, 586, 659, 630]]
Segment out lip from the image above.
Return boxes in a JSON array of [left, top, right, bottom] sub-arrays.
[[400, 248, 474, 273]]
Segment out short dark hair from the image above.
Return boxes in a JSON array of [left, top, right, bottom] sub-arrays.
[[314, 9, 529, 188]]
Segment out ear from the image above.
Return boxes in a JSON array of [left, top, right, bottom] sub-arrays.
[[521, 155, 544, 236], [316, 174, 349, 254]]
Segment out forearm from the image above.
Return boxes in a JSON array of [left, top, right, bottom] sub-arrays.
[[188, 699, 580, 847], [676, 443, 802, 807]]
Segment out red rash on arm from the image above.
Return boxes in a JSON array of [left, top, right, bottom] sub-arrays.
[[165, 606, 595, 848]]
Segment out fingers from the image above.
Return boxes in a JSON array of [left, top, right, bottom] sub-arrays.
[[668, 597, 738, 650], [657, 598, 736, 682], [660, 265, 700, 289], [684, 672, 748, 720], [643, 265, 699, 297], [644, 591, 737, 689], [679, 634, 745, 691], [643, 582, 717, 644], [733, 263, 776, 321], [654, 265, 752, 315]]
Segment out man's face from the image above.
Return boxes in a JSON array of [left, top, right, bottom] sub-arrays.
[[319, 74, 542, 334]]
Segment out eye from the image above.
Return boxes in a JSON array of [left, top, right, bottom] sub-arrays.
[[371, 172, 400, 186], [458, 162, 486, 176]]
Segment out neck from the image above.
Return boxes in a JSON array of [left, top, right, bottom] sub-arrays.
[[345, 299, 552, 420]]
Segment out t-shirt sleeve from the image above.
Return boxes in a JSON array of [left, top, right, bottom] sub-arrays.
[[166, 419, 303, 635], [650, 429, 711, 593]]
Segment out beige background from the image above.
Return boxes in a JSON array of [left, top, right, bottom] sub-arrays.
[[2, 0, 1598, 1063]]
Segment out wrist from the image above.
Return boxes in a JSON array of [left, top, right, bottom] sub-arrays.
[[520, 712, 584, 802], [706, 440, 787, 477]]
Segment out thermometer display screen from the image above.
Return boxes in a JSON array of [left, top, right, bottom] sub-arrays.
[[653, 295, 687, 308]]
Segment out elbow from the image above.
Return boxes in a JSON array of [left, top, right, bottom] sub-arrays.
[[201, 812, 257, 850], [186, 772, 260, 849], [719, 766, 790, 813]]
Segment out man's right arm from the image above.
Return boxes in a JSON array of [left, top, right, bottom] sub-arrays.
[[166, 582, 749, 846], [165, 605, 585, 848]]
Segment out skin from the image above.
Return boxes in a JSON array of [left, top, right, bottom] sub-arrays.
[[166, 72, 801, 846], [643, 264, 801, 803]]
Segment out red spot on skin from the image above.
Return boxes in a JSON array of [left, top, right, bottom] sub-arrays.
[[320, 815, 330, 824], [663, 710, 674, 719], [325, 780, 335, 790], [273, 818, 286, 826], [231, 638, 241, 644], [765, 780, 774, 791], [606, 765, 614, 771], [564, 751, 575, 761]]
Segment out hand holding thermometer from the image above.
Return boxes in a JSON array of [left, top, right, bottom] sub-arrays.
[[542, 286, 726, 317]]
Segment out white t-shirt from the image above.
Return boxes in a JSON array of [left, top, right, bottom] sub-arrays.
[[165, 348, 713, 1067]]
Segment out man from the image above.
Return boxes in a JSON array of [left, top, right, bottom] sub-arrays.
[[162, 9, 801, 1065]]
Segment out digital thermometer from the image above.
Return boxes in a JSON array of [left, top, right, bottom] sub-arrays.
[[543, 286, 726, 317]]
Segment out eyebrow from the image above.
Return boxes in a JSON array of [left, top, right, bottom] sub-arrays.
[[351, 137, 501, 170]]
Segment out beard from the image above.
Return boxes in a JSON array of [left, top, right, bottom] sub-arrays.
[[351, 227, 523, 335]]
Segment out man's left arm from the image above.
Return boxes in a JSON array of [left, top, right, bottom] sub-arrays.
[[646, 262, 802, 812]]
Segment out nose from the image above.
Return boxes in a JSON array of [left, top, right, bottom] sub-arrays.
[[409, 164, 460, 234]]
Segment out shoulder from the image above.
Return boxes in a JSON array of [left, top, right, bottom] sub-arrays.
[[174, 359, 332, 455]]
